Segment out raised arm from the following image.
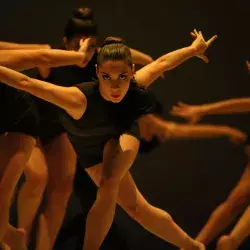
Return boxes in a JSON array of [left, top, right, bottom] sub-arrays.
[[135, 29, 217, 87], [0, 66, 86, 119], [171, 98, 250, 123], [0, 40, 50, 50]]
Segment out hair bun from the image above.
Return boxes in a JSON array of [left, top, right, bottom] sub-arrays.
[[101, 36, 127, 48], [72, 7, 94, 20]]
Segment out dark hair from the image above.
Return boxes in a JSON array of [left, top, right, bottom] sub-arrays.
[[64, 7, 98, 40], [97, 37, 132, 66]]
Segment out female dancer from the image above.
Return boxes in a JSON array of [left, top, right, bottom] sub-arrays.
[[171, 74, 250, 249], [0, 34, 246, 250], [0, 41, 97, 250], [11, 7, 159, 249]]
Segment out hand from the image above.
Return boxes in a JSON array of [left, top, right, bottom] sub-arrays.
[[190, 29, 217, 63], [246, 60, 250, 72], [226, 128, 247, 145], [77, 37, 97, 67], [170, 102, 203, 123]]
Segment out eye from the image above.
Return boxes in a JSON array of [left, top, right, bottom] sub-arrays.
[[102, 75, 111, 80], [119, 74, 127, 80]]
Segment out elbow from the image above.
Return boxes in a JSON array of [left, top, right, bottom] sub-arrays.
[[69, 91, 87, 120]]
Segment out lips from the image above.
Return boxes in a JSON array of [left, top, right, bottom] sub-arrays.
[[111, 94, 120, 99]]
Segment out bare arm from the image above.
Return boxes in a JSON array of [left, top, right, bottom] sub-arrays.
[[171, 98, 250, 124], [198, 98, 250, 115], [135, 30, 217, 87], [0, 41, 50, 50], [166, 122, 246, 143], [0, 66, 86, 119], [0, 49, 90, 71]]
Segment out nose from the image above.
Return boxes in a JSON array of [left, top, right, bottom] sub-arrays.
[[111, 81, 119, 89]]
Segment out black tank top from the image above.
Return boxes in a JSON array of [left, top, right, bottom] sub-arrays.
[[59, 80, 156, 149]]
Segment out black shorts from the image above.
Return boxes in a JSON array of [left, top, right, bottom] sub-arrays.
[[35, 98, 66, 145], [0, 85, 39, 138], [71, 122, 141, 169]]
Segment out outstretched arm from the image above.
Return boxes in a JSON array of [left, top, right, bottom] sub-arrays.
[[166, 123, 246, 144], [0, 38, 96, 71], [0, 40, 50, 50], [135, 29, 217, 87], [0, 66, 86, 119], [171, 98, 250, 123], [138, 115, 246, 144]]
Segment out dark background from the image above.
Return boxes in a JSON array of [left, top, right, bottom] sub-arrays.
[[1, 0, 250, 249]]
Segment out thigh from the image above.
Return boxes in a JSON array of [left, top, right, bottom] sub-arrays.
[[101, 134, 140, 180], [43, 133, 76, 188], [0, 132, 35, 180], [23, 140, 48, 182]]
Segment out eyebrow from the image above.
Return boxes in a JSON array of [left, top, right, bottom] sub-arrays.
[[100, 71, 128, 74]]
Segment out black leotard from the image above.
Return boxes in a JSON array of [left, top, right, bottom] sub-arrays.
[[59, 80, 156, 168]]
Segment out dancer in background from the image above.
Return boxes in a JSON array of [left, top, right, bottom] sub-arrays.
[[171, 63, 250, 250], [0, 39, 97, 250]]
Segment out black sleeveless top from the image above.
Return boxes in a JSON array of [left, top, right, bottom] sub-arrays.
[[59, 80, 156, 155]]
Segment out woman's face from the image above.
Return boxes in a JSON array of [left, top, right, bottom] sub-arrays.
[[96, 60, 135, 103]]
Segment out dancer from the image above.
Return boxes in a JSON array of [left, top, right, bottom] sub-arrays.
[[11, 7, 159, 249], [0, 34, 246, 250], [0, 40, 97, 250], [171, 71, 250, 250]]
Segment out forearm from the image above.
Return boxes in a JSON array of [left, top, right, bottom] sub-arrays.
[[156, 45, 197, 71], [0, 41, 50, 50], [0, 49, 86, 71], [199, 98, 250, 116], [130, 48, 153, 65], [0, 66, 85, 118], [168, 123, 236, 139], [134, 46, 197, 87]]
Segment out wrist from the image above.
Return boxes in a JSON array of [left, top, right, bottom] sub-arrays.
[[188, 45, 199, 57]]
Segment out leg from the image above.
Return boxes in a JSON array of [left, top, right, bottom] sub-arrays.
[[195, 146, 250, 245], [0, 132, 35, 242], [17, 140, 48, 244], [87, 167, 203, 250], [216, 205, 250, 250], [36, 133, 77, 250], [84, 134, 139, 250]]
